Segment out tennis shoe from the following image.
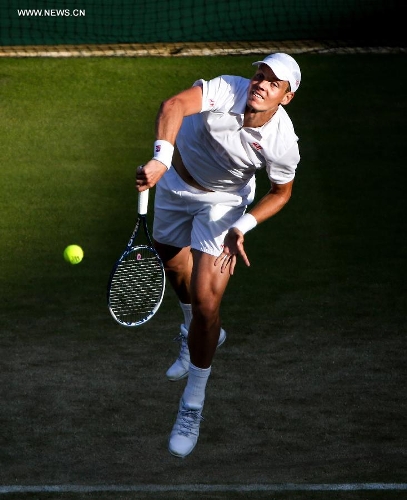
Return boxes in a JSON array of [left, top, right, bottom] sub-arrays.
[[168, 398, 204, 458], [166, 324, 226, 381]]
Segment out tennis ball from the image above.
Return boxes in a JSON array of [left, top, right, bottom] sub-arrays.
[[63, 245, 84, 265]]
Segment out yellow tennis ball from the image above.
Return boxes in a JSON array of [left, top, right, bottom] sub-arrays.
[[63, 245, 84, 265]]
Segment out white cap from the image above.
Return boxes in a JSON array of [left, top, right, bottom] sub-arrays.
[[252, 53, 301, 92]]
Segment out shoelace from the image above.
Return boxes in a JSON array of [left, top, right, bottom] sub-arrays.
[[177, 408, 204, 437], [173, 333, 190, 363]]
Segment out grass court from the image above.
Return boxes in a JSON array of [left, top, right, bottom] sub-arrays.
[[0, 53, 406, 499]]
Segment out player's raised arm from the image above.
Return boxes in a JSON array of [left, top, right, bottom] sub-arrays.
[[156, 84, 203, 145], [136, 85, 203, 191]]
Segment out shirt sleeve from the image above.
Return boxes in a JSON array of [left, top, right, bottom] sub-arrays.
[[266, 142, 300, 184], [193, 76, 244, 113]]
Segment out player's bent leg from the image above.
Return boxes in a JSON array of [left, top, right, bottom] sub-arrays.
[[156, 243, 228, 380], [153, 241, 193, 305], [166, 324, 227, 381], [168, 250, 231, 457], [188, 249, 231, 368]]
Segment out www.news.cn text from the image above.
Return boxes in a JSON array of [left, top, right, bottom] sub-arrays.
[[17, 9, 86, 17]]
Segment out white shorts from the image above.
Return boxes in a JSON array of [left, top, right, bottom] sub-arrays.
[[153, 168, 255, 257]]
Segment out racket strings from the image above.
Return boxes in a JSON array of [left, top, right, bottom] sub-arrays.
[[109, 247, 164, 325]]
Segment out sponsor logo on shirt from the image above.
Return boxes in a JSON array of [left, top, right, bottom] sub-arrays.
[[252, 142, 263, 151], [209, 99, 215, 107]]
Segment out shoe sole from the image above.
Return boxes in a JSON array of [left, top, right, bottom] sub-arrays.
[[166, 330, 227, 382], [168, 439, 198, 458], [218, 329, 227, 348], [167, 371, 189, 382]]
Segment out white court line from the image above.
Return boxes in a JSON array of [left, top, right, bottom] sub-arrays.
[[1, 483, 407, 494]]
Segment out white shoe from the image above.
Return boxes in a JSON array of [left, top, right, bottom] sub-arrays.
[[168, 398, 203, 458], [166, 325, 226, 381]]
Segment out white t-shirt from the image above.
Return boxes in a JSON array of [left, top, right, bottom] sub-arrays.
[[175, 75, 300, 193]]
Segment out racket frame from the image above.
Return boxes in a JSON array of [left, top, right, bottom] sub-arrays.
[[107, 189, 166, 327]]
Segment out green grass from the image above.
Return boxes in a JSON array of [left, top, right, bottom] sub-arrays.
[[2, 55, 405, 332], [0, 56, 275, 328], [0, 54, 406, 495]]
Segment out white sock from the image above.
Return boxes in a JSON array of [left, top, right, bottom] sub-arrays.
[[179, 301, 193, 330], [183, 363, 211, 409]]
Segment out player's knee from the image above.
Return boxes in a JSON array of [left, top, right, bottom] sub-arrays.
[[163, 260, 188, 276], [192, 297, 220, 325]]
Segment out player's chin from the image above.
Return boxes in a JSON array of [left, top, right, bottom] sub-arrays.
[[247, 98, 264, 112]]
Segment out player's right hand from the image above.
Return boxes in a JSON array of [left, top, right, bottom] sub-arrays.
[[214, 227, 251, 275], [136, 159, 168, 191]]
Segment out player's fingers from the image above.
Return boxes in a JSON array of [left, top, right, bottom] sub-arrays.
[[214, 254, 222, 267], [214, 252, 228, 272], [140, 162, 167, 188], [228, 255, 237, 275], [238, 249, 250, 267], [220, 255, 230, 274], [136, 165, 145, 179], [214, 245, 228, 266], [135, 176, 147, 191], [218, 253, 235, 275], [235, 241, 250, 267]]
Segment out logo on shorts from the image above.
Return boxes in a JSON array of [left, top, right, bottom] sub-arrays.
[[252, 142, 263, 151]]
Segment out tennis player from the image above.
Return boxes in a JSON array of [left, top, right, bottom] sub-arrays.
[[136, 53, 301, 458]]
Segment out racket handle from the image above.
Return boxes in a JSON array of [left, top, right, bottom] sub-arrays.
[[138, 189, 149, 215]]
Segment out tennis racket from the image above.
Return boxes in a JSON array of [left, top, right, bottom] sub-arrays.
[[107, 187, 165, 327]]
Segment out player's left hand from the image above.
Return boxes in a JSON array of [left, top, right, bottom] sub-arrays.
[[214, 228, 250, 275], [136, 160, 168, 191]]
